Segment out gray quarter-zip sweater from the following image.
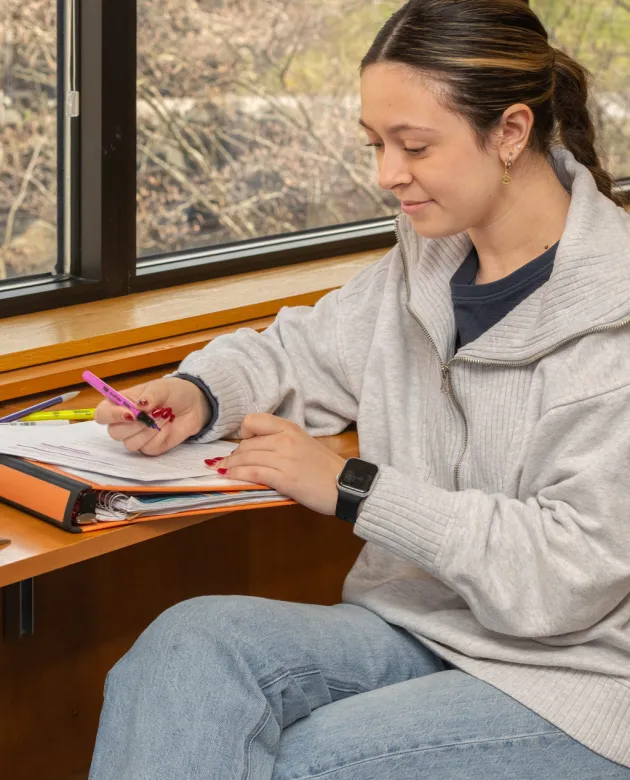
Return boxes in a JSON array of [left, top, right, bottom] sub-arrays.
[[177, 149, 630, 767]]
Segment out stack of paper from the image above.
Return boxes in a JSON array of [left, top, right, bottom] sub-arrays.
[[0, 421, 238, 482], [0, 421, 291, 527], [96, 489, 283, 521]]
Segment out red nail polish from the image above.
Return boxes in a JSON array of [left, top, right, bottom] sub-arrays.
[[138, 399, 149, 407], [217, 468, 228, 475], [162, 407, 172, 415], [204, 458, 219, 467], [151, 408, 163, 417], [160, 410, 171, 419], [124, 412, 135, 422]]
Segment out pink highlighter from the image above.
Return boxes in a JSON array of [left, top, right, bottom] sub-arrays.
[[82, 370, 161, 431]]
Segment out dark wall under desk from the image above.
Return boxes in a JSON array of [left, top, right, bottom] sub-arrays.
[[0, 504, 363, 780]]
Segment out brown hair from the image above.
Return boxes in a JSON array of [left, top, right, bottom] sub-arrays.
[[360, 0, 624, 206]]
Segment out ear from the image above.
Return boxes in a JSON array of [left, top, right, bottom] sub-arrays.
[[497, 103, 534, 162]]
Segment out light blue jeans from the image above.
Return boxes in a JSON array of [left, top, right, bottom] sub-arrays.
[[89, 596, 630, 779]]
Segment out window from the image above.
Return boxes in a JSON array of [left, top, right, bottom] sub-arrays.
[[1, 0, 628, 318], [136, 1, 400, 263], [1, 1, 58, 282]]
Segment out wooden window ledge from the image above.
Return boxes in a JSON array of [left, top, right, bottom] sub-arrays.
[[0, 249, 386, 402]]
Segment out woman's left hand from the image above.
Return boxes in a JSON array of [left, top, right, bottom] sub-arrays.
[[211, 413, 346, 515]]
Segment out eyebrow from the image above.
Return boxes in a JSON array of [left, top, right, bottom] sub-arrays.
[[358, 118, 437, 134]]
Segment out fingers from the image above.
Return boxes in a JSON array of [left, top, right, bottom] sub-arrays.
[[229, 436, 279, 456], [94, 380, 178, 426], [106, 414, 169, 443], [238, 413, 295, 440], [94, 382, 153, 426], [117, 426, 162, 454], [212, 448, 285, 473], [106, 420, 150, 441], [135, 423, 194, 457], [211, 449, 285, 488], [234, 415, 303, 464], [94, 399, 130, 426], [110, 416, 199, 456], [220, 465, 281, 489], [116, 382, 151, 404]]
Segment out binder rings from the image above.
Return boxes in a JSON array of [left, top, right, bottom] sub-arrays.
[[0, 454, 294, 533]]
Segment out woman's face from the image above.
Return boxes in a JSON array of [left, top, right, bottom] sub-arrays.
[[360, 62, 507, 238]]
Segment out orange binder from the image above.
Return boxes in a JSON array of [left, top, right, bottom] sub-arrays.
[[0, 454, 294, 533]]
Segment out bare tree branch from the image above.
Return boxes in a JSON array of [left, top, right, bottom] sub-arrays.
[[0, 135, 45, 279]]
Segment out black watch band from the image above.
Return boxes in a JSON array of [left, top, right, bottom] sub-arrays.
[[335, 492, 364, 524]]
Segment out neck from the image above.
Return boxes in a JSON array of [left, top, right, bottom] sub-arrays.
[[468, 154, 571, 285]]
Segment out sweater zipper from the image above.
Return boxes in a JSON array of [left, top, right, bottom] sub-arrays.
[[394, 217, 630, 492]]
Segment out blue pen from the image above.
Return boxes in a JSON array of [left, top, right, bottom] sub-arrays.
[[0, 391, 80, 424]]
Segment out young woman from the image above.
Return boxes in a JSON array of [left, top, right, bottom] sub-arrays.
[[89, 1, 630, 777]]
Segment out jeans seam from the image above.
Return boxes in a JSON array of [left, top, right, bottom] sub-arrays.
[[260, 667, 368, 697], [326, 681, 366, 695], [241, 706, 273, 780], [260, 665, 320, 690], [287, 730, 565, 780]]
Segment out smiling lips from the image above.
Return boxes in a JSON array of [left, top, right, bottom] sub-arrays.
[[400, 199, 434, 215]]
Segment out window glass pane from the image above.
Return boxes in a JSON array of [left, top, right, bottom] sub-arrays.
[[137, 1, 629, 263], [136, 0, 401, 260], [532, 0, 630, 179], [0, 1, 58, 281]]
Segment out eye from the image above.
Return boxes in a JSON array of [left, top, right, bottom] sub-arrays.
[[365, 141, 429, 157]]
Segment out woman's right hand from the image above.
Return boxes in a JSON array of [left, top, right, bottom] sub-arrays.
[[93, 376, 212, 456]]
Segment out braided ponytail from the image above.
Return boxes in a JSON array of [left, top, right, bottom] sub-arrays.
[[552, 48, 625, 206]]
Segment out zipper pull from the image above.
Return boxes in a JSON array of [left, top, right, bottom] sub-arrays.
[[440, 365, 451, 394]]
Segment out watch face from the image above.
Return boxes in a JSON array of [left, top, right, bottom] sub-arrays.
[[340, 459, 379, 493]]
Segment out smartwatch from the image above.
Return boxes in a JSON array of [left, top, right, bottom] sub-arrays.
[[335, 458, 379, 523]]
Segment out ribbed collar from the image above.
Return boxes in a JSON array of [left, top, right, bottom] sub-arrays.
[[397, 148, 630, 364]]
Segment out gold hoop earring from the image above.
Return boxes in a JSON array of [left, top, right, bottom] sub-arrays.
[[502, 152, 514, 185]]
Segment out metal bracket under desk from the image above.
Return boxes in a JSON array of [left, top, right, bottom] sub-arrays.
[[2, 578, 35, 641]]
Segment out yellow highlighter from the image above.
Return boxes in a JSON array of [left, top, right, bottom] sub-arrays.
[[22, 408, 95, 422]]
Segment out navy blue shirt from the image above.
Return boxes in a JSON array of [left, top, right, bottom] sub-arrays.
[[451, 243, 558, 349]]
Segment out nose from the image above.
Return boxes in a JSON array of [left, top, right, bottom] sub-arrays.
[[377, 148, 413, 192]]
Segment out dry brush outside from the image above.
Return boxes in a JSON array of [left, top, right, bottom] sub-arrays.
[[1, 0, 628, 280]]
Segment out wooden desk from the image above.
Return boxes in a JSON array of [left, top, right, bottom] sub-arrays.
[[0, 371, 362, 780], [0, 370, 359, 593]]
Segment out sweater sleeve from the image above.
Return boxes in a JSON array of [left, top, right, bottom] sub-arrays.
[[354, 383, 630, 639], [172, 247, 396, 441], [173, 287, 358, 441]]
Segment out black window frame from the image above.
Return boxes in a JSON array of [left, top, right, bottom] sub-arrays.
[[1, 0, 628, 320], [0, 0, 395, 320]]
